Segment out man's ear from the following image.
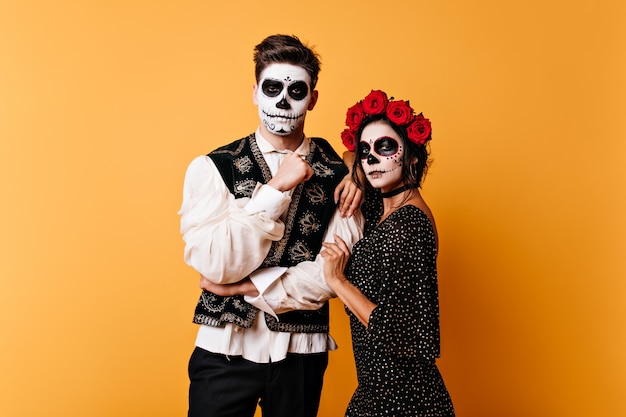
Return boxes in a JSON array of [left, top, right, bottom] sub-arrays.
[[307, 90, 319, 111], [252, 84, 258, 105]]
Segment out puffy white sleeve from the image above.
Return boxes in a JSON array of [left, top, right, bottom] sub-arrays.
[[245, 209, 365, 314], [178, 155, 290, 284]]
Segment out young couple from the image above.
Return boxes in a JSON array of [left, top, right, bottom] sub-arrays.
[[179, 34, 454, 417]]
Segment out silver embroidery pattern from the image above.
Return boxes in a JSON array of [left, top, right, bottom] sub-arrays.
[[264, 235, 290, 266], [305, 183, 326, 205], [265, 315, 328, 333], [212, 140, 246, 156], [289, 240, 314, 263], [234, 179, 256, 197], [197, 292, 259, 328], [199, 292, 222, 312], [249, 134, 273, 183], [234, 156, 254, 174], [194, 310, 259, 328], [317, 144, 347, 166], [299, 211, 320, 235], [230, 298, 249, 311], [311, 161, 333, 177]]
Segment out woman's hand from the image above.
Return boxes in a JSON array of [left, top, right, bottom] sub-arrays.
[[321, 235, 351, 288], [335, 151, 362, 218], [199, 276, 259, 297], [321, 235, 376, 327], [334, 175, 362, 218]]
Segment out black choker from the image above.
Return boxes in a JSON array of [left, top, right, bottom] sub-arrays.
[[380, 184, 417, 198]]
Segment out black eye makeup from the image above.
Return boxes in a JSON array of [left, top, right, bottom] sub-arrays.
[[287, 81, 309, 101], [261, 79, 284, 97], [359, 136, 400, 159], [262, 79, 309, 101]]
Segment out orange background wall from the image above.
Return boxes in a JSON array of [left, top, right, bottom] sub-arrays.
[[1, 1, 624, 416]]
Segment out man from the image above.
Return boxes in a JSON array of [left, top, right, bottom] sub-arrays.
[[179, 34, 363, 417]]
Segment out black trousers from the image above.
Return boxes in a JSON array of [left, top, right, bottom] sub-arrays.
[[188, 347, 329, 417]]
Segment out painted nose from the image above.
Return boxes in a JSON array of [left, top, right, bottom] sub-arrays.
[[276, 97, 290, 109], [367, 153, 379, 165]]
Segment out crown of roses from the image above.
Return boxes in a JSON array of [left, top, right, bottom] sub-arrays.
[[340, 90, 432, 152]]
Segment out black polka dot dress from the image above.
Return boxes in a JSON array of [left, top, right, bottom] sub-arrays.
[[343, 198, 455, 416]]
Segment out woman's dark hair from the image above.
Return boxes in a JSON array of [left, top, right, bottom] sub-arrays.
[[351, 114, 431, 191], [253, 34, 321, 90]]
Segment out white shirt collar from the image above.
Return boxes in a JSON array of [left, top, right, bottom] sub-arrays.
[[255, 128, 310, 157]]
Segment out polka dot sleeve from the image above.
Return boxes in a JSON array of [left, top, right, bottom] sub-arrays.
[[365, 207, 441, 361]]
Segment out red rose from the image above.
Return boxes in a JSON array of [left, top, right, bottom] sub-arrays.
[[361, 90, 388, 115], [386, 100, 414, 125], [341, 128, 356, 151], [345, 102, 365, 130], [406, 113, 432, 145]]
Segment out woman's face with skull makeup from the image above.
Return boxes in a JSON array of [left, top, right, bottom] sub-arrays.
[[359, 120, 405, 192], [254, 63, 315, 136]]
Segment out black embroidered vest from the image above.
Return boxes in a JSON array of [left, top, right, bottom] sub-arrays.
[[192, 133, 348, 333]]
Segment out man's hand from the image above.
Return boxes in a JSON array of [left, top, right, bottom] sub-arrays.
[[199, 276, 259, 297], [267, 152, 313, 192]]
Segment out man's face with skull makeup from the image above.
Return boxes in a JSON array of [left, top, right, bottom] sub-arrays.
[[254, 63, 316, 136], [359, 120, 405, 192]]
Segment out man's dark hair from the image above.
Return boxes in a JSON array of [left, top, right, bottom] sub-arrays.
[[254, 34, 321, 89]]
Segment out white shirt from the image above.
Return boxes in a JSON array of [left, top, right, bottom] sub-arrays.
[[179, 129, 364, 363]]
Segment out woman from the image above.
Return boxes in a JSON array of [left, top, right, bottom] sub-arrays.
[[321, 90, 455, 416]]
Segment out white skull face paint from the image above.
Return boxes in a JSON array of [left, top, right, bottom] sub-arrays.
[[359, 121, 405, 191], [255, 63, 312, 136]]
